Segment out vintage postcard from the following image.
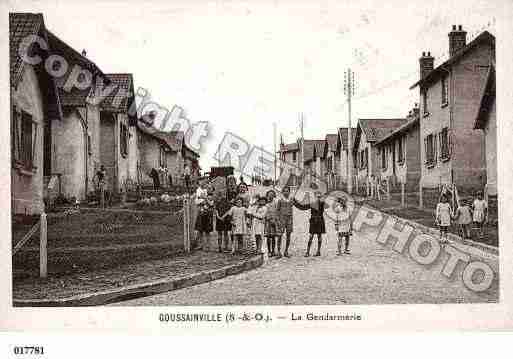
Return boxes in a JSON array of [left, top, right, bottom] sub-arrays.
[[1, 0, 513, 332]]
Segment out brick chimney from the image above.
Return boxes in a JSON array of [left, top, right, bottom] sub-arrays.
[[412, 102, 420, 117], [81, 49, 87, 57], [448, 25, 467, 57], [419, 51, 434, 79]]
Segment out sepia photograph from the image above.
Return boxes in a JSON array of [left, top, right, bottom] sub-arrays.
[[1, 0, 513, 334]]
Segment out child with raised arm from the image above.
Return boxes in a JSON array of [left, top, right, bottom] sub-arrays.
[[294, 190, 327, 257]]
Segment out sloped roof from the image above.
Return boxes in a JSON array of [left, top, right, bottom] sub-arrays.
[[10, 13, 63, 120], [57, 87, 91, 107], [100, 73, 135, 113], [280, 142, 299, 153], [136, 119, 181, 151], [337, 127, 356, 150], [474, 65, 495, 130], [47, 30, 108, 107], [325, 134, 338, 152], [303, 139, 325, 163], [359, 118, 407, 142], [411, 31, 495, 89], [375, 116, 420, 145], [9, 13, 44, 87]]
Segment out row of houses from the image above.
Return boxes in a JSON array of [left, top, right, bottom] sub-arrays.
[[280, 25, 497, 197], [10, 13, 200, 215]]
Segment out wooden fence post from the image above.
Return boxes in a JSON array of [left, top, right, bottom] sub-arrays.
[[418, 181, 423, 209], [40, 212, 47, 278], [183, 197, 189, 253], [100, 186, 105, 209], [401, 181, 405, 207]]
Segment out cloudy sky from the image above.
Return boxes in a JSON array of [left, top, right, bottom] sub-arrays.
[[8, 0, 500, 170]]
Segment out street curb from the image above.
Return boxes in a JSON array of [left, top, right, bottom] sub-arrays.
[[13, 254, 263, 307], [360, 204, 499, 257]]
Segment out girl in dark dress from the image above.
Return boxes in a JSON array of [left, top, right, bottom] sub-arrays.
[[294, 190, 327, 257], [195, 194, 215, 251], [215, 193, 232, 252]]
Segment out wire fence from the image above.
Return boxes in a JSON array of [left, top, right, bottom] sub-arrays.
[[12, 202, 187, 279]]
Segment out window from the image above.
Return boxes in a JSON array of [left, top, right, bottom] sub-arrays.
[[159, 145, 167, 168], [397, 137, 404, 163], [120, 123, 128, 157], [441, 76, 449, 106], [381, 147, 387, 169], [12, 108, 37, 172], [360, 148, 368, 169], [87, 135, 92, 156], [423, 90, 429, 116], [292, 152, 297, 162], [440, 127, 450, 160], [424, 134, 437, 166], [360, 150, 366, 169]]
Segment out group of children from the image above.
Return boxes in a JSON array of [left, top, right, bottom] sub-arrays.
[[435, 191, 489, 243], [194, 178, 355, 257], [194, 185, 296, 257]]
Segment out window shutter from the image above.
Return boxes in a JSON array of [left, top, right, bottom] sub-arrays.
[[433, 133, 438, 163], [424, 137, 427, 163], [31, 121, 38, 167], [11, 106, 18, 162]]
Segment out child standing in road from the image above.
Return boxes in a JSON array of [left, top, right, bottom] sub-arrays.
[[276, 186, 294, 257], [294, 190, 327, 257], [264, 190, 280, 257], [435, 194, 452, 244], [453, 199, 473, 240], [215, 193, 232, 252], [472, 191, 488, 238], [195, 193, 215, 251], [250, 195, 268, 254], [220, 197, 248, 254], [334, 197, 352, 255]]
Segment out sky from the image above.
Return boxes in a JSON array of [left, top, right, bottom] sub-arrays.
[[8, 0, 500, 170]]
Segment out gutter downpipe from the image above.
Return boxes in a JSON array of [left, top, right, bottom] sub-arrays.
[[440, 65, 453, 185]]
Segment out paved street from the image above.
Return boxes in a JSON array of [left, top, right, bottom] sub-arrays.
[[116, 186, 498, 306]]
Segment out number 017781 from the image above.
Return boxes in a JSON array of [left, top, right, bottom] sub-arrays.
[[13, 346, 44, 355]]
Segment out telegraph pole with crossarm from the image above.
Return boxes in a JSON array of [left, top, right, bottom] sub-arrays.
[[344, 68, 356, 194]]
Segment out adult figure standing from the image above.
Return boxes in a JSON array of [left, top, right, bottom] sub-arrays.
[[239, 175, 247, 188], [183, 163, 192, 193], [96, 165, 107, 208], [149, 167, 160, 191]]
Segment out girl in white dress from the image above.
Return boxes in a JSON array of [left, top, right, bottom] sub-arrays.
[[435, 194, 452, 244], [333, 197, 353, 255], [219, 197, 248, 254], [472, 191, 488, 238], [250, 196, 268, 254]]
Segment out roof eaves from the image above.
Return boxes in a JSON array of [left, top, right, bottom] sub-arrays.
[[410, 31, 495, 90]]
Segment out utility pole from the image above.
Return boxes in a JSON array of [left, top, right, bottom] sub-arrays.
[[299, 112, 304, 171], [344, 68, 355, 194], [273, 122, 277, 185]]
